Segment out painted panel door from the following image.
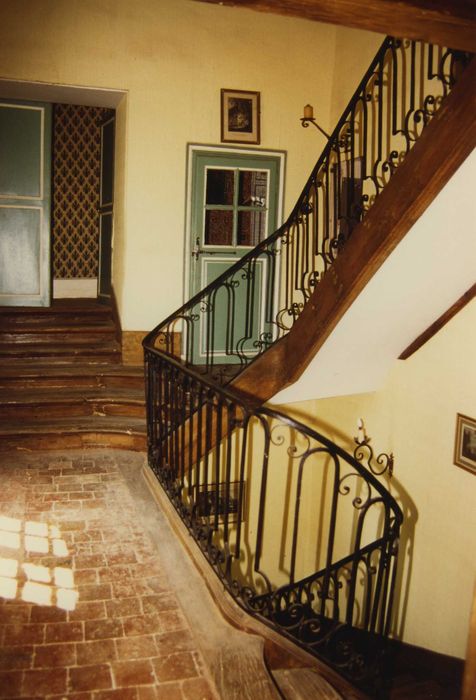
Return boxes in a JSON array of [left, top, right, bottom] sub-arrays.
[[0, 100, 52, 306], [189, 150, 282, 364], [98, 115, 115, 300]]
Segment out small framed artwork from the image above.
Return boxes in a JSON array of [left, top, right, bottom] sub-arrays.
[[221, 89, 260, 145], [454, 413, 476, 474]]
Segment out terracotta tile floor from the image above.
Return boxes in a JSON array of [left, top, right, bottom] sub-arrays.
[[0, 450, 218, 700]]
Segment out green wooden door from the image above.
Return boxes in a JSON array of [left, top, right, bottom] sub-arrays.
[[189, 149, 282, 364], [0, 100, 52, 306]]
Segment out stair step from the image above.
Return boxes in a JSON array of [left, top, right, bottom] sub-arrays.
[[272, 669, 344, 700], [0, 387, 145, 419], [0, 415, 147, 452], [0, 343, 121, 363], [0, 331, 117, 345], [0, 299, 113, 317], [0, 362, 144, 390], [389, 679, 448, 699]]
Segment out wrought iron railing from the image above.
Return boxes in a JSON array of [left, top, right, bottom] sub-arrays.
[[144, 349, 403, 689], [146, 37, 471, 383], [143, 36, 472, 691]]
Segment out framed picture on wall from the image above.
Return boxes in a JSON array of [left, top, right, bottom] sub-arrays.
[[454, 413, 476, 474], [221, 89, 260, 144]]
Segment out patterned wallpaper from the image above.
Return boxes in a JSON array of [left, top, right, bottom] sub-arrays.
[[52, 104, 114, 279]]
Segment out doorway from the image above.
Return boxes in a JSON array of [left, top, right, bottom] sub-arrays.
[[52, 103, 115, 300], [186, 145, 285, 364], [0, 79, 125, 307]]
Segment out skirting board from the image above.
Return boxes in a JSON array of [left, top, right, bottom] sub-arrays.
[[53, 278, 97, 298]]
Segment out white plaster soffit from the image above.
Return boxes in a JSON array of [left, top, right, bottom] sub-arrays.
[[272, 147, 476, 404]]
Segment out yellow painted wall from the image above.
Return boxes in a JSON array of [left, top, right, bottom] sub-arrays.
[[275, 299, 476, 658], [0, 0, 340, 329], [330, 25, 384, 125]]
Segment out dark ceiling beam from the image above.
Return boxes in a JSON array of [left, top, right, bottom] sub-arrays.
[[194, 0, 476, 52]]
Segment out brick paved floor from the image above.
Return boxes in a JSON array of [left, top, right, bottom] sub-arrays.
[[0, 450, 217, 700]]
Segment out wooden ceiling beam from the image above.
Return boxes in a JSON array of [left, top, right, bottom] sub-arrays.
[[194, 0, 476, 52]]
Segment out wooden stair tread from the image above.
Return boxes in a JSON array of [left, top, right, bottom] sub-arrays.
[[0, 335, 118, 347], [0, 386, 145, 405], [0, 324, 116, 335], [0, 345, 121, 364], [0, 415, 146, 435], [0, 299, 114, 315], [0, 342, 120, 352], [0, 362, 143, 378], [389, 679, 448, 699], [272, 668, 344, 699], [0, 363, 144, 390], [0, 312, 115, 331]]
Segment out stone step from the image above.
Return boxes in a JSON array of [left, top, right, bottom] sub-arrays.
[[0, 362, 144, 391], [0, 343, 122, 363], [0, 387, 145, 419], [272, 668, 344, 700], [0, 298, 114, 318], [0, 415, 147, 452], [0, 330, 117, 345]]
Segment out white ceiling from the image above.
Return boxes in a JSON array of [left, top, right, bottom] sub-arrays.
[[272, 147, 476, 404]]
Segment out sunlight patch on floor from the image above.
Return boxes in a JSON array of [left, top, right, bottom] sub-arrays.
[[0, 515, 78, 611]]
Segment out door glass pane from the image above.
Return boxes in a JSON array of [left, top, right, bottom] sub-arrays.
[[206, 169, 235, 205], [205, 210, 233, 246], [238, 170, 268, 206], [237, 211, 266, 246]]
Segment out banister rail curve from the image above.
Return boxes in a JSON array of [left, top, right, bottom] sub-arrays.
[[143, 36, 472, 692]]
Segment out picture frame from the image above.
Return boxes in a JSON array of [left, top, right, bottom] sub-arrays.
[[221, 89, 260, 145], [454, 413, 476, 474]]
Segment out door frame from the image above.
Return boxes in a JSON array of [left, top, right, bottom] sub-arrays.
[[98, 114, 115, 300], [183, 144, 286, 306]]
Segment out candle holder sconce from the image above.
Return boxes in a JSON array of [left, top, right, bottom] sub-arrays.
[[301, 104, 355, 152], [354, 419, 394, 478], [301, 104, 331, 139]]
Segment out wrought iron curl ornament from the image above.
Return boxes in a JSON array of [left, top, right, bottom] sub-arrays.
[[252, 330, 273, 352], [198, 298, 212, 314], [354, 419, 394, 478], [338, 472, 372, 510], [269, 422, 311, 459]]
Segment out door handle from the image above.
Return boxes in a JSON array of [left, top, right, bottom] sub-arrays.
[[192, 237, 202, 260], [191, 236, 235, 259]]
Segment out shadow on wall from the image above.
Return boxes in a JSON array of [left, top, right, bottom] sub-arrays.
[[284, 407, 419, 641]]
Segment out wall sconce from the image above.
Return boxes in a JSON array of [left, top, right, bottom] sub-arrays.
[[300, 104, 331, 139], [354, 418, 394, 478]]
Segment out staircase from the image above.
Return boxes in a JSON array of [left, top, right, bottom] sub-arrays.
[[142, 37, 475, 696], [0, 299, 146, 451]]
